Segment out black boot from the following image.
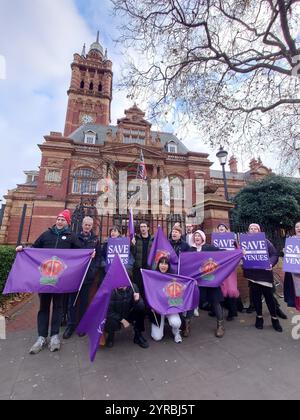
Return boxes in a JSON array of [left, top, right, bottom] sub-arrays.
[[106, 331, 114, 348], [276, 307, 288, 320], [246, 305, 255, 314], [255, 317, 264, 330], [272, 318, 283, 333], [134, 331, 149, 349], [63, 326, 75, 339]]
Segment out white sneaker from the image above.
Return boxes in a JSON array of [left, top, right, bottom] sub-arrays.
[[29, 336, 47, 355], [194, 308, 200, 317], [174, 332, 183, 343], [49, 335, 61, 352]]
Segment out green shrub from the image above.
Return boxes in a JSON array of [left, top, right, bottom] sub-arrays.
[[0, 246, 16, 304]]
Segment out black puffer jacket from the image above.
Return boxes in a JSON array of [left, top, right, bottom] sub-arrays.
[[77, 232, 102, 284], [32, 226, 81, 249], [169, 238, 191, 256], [107, 283, 140, 323]]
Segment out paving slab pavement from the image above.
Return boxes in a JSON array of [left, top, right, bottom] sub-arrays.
[[1, 297, 300, 400]]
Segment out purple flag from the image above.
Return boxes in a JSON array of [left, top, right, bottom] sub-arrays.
[[147, 226, 178, 273], [283, 237, 300, 274], [3, 248, 93, 294], [76, 255, 131, 362], [179, 250, 243, 288], [240, 233, 270, 269], [142, 270, 199, 315], [211, 232, 236, 251], [106, 238, 130, 270], [128, 208, 135, 239]]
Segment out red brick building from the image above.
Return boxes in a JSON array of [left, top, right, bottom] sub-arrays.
[[0, 35, 273, 245]]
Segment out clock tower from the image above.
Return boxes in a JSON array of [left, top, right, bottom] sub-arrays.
[[64, 32, 113, 137]]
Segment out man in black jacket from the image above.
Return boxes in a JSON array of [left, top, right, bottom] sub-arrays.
[[169, 226, 191, 255], [16, 210, 81, 354], [63, 216, 101, 339], [104, 284, 149, 349]]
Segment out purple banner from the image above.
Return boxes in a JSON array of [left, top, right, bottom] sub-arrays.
[[283, 237, 300, 274], [240, 233, 270, 270], [128, 208, 135, 239], [148, 226, 178, 273], [106, 238, 130, 268], [142, 270, 199, 315], [3, 248, 93, 294], [179, 250, 243, 288], [77, 255, 131, 362], [211, 232, 236, 251]]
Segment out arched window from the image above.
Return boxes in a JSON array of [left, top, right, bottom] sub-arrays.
[[89, 82, 94, 91], [167, 141, 178, 153], [169, 176, 184, 200], [98, 83, 102, 92], [80, 80, 85, 89], [72, 168, 98, 194]]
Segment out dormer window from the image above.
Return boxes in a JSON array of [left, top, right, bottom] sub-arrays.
[[168, 141, 178, 153], [84, 131, 96, 145]]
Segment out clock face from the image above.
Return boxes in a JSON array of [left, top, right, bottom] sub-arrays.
[[81, 114, 94, 124]]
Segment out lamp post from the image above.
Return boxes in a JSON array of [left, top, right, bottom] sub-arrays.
[[216, 146, 229, 201]]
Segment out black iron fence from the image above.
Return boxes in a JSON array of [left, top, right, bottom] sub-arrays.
[[229, 219, 292, 254], [70, 200, 187, 245]]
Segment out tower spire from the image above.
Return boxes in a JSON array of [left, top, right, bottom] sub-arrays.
[[81, 43, 86, 57], [96, 30, 100, 43]]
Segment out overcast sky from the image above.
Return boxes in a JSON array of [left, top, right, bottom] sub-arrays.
[[0, 0, 286, 205]]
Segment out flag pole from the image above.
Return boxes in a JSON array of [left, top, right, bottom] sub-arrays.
[[73, 251, 94, 307], [151, 309, 160, 327]]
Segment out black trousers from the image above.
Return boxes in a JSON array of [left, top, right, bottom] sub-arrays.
[[105, 300, 146, 334], [251, 282, 277, 318], [37, 294, 64, 338], [133, 268, 145, 301], [66, 282, 93, 328]]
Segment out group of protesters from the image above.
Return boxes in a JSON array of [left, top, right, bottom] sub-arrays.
[[14, 210, 300, 356]]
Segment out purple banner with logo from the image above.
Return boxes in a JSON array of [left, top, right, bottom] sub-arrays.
[[148, 226, 178, 273], [240, 233, 270, 270], [106, 238, 130, 268], [283, 237, 300, 274], [77, 255, 131, 362], [141, 270, 199, 315], [3, 248, 93, 294], [211, 232, 236, 251], [179, 250, 243, 288]]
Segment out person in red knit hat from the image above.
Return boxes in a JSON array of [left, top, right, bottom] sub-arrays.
[[16, 209, 81, 355]]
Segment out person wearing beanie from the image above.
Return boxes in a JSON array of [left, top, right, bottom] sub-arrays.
[[16, 209, 81, 355], [191, 230, 226, 338], [244, 223, 283, 333]]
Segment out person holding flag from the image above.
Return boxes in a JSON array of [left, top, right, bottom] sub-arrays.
[[132, 221, 154, 300], [63, 216, 101, 340], [77, 255, 149, 360], [16, 210, 82, 354], [149, 257, 183, 343]]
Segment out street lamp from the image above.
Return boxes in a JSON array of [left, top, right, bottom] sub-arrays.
[[216, 146, 229, 201]]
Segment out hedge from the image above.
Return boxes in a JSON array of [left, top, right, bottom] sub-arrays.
[[0, 246, 16, 305]]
